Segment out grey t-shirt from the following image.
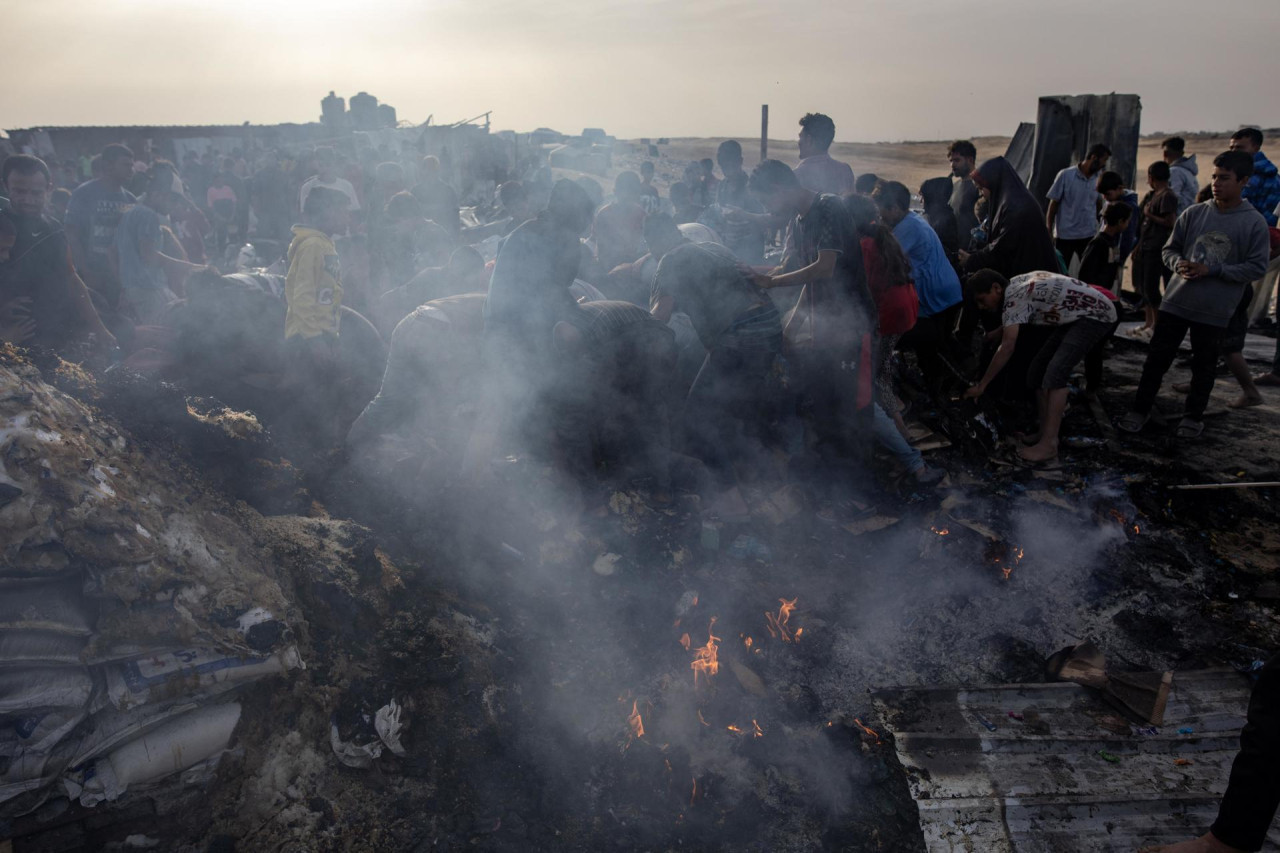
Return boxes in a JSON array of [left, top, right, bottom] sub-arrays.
[[1160, 200, 1270, 328], [115, 203, 167, 296]]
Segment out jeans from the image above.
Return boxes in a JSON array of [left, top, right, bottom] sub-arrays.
[[1134, 311, 1223, 420], [872, 403, 922, 471]]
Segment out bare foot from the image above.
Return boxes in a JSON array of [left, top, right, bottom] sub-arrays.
[[1228, 394, 1263, 409], [1172, 381, 1191, 394], [1012, 430, 1041, 446], [1138, 831, 1247, 852], [1254, 372, 1280, 387], [1017, 441, 1058, 463]]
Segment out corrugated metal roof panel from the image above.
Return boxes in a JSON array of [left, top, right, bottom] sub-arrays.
[[874, 670, 1280, 851]]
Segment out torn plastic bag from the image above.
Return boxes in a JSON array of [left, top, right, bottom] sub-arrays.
[[72, 702, 242, 806], [104, 646, 303, 710], [375, 698, 407, 755], [330, 715, 382, 769]]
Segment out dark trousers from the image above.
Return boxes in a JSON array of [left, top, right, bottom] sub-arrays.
[[1133, 246, 1172, 308], [1133, 312, 1223, 420], [1055, 237, 1091, 269], [1211, 654, 1280, 851], [684, 345, 780, 486], [898, 304, 960, 390]]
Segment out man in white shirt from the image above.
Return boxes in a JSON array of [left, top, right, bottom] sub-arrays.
[[1046, 144, 1110, 268], [299, 146, 361, 215]]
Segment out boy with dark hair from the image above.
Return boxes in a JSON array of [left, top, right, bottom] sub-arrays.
[[1076, 202, 1132, 288], [1046, 143, 1111, 268], [875, 180, 963, 392], [1228, 127, 1280, 226], [948, 140, 980, 239], [854, 173, 881, 196], [748, 159, 878, 476], [63, 143, 137, 308], [1, 155, 116, 353], [1097, 171, 1141, 263], [920, 176, 961, 262], [1162, 137, 1200, 213], [715, 139, 768, 263], [1131, 161, 1179, 336], [281, 185, 351, 451], [1117, 151, 1271, 439], [794, 113, 854, 196], [963, 269, 1117, 464]]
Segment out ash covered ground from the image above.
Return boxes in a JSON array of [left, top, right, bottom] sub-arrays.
[[3, 333, 1278, 853]]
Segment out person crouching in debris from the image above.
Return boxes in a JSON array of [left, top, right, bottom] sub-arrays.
[[466, 179, 596, 475], [644, 213, 785, 518], [747, 159, 879, 497], [1116, 150, 1271, 440], [963, 270, 1117, 466], [551, 300, 680, 512], [282, 186, 350, 452], [347, 293, 487, 488]]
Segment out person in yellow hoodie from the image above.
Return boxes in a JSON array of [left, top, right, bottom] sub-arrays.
[[283, 186, 350, 452]]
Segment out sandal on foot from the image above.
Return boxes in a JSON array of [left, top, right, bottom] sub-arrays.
[[1175, 418, 1205, 439], [1116, 411, 1149, 434]]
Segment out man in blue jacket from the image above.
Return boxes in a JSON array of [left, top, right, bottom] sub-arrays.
[[1230, 128, 1280, 227]]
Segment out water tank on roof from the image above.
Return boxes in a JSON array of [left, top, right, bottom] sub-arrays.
[[377, 104, 397, 128], [349, 92, 379, 131], [321, 91, 345, 128]]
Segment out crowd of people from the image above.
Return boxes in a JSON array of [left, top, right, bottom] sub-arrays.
[[3, 113, 1280, 850], [2, 117, 1279, 497]]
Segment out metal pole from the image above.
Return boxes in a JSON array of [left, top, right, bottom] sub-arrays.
[[1169, 482, 1280, 491], [760, 105, 769, 163]]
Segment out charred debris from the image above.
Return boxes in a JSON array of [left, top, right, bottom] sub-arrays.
[[1, 335, 1277, 852]]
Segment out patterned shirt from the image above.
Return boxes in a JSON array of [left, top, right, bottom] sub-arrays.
[[1001, 271, 1117, 327]]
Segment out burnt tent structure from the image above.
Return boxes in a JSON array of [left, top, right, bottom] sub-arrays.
[[1026, 94, 1142, 209]]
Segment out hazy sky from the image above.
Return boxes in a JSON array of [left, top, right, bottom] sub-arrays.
[[7, 0, 1280, 141]]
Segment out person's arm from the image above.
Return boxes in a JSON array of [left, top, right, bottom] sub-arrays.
[[754, 250, 836, 289], [651, 293, 676, 324], [964, 323, 1019, 397], [1145, 196, 1177, 230], [1045, 199, 1060, 235], [138, 233, 203, 279], [1161, 210, 1190, 273], [59, 239, 116, 348]]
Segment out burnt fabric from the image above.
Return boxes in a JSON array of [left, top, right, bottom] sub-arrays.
[[1211, 654, 1280, 851], [963, 157, 1060, 280]]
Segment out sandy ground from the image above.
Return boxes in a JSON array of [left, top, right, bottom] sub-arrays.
[[604, 133, 1239, 199]]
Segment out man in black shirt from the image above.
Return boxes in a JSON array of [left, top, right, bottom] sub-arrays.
[[1, 155, 115, 354]]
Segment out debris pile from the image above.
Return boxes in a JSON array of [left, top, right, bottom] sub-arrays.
[[0, 356, 302, 814]]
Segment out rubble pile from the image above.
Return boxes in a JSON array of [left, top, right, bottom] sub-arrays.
[[0, 355, 304, 815]]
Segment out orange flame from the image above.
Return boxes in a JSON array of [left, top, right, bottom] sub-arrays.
[[752, 720, 764, 738], [628, 700, 645, 739], [697, 709, 710, 727], [1132, 524, 1141, 535], [726, 724, 744, 735], [765, 597, 799, 642], [690, 776, 698, 806], [679, 632, 691, 650], [743, 635, 753, 650], [931, 526, 950, 536], [853, 717, 882, 744], [690, 618, 720, 684]]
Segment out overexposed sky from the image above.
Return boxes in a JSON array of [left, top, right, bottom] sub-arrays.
[[6, 0, 1280, 141]]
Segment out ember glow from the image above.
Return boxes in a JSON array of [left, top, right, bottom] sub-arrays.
[[752, 720, 764, 738], [697, 709, 710, 727], [931, 526, 950, 536], [690, 618, 720, 684], [853, 718, 883, 745], [679, 632, 691, 651], [764, 597, 800, 643], [628, 700, 645, 739]]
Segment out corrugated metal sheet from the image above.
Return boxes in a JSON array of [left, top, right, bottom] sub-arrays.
[[874, 669, 1280, 852]]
